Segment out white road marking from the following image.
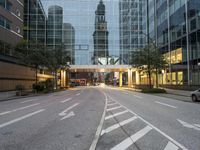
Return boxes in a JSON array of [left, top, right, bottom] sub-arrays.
[[59, 103, 79, 116], [164, 141, 179, 150], [111, 125, 152, 150], [20, 98, 39, 103], [194, 124, 200, 128], [76, 93, 80, 96], [105, 110, 129, 120], [0, 103, 40, 116], [101, 116, 137, 136], [107, 106, 122, 111], [60, 98, 72, 103], [89, 90, 108, 150], [155, 101, 177, 109], [60, 111, 75, 120], [132, 94, 143, 99], [108, 95, 188, 150], [0, 109, 45, 129], [107, 102, 118, 107], [123, 91, 143, 99], [177, 119, 200, 131]]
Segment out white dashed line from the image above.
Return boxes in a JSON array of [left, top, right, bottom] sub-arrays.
[[59, 103, 79, 116], [0, 109, 45, 129], [105, 110, 129, 120], [107, 106, 122, 111], [20, 98, 39, 103], [76, 93, 80, 96], [164, 141, 179, 150], [0, 103, 40, 116], [60, 98, 72, 103], [155, 101, 177, 109], [111, 126, 152, 150], [101, 116, 137, 136]]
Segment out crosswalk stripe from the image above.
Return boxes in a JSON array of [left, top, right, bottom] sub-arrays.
[[111, 125, 152, 150], [105, 110, 129, 120], [164, 141, 179, 150], [107, 106, 122, 111], [107, 102, 118, 106], [101, 116, 137, 135]]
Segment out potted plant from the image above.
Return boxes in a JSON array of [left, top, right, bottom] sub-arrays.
[[15, 85, 25, 96]]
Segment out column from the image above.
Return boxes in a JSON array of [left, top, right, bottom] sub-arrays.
[[119, 72, 123, 87], [128, 69, 133, 88], [136, 70, 140, 85]]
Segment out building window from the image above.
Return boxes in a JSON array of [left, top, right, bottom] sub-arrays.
[[5, 1, 12, 11], [0, 16, 4, 27], [0, 15, 11, 30], [0, 0, 12, 11]]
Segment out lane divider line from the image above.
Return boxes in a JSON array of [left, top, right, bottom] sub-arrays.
[[155, 101, 177, 109], [108, 95, 188, 150], [164, 141, 179, 150], [101, 116, 137, 136], [0, 103, 40, 116], [60, 98, 72, 103], [111, 125, 152, 150], [20, 98, 39, 103], [89, 90, 108, 150], [76, 93, 80, 96], [107, 106, 122, 111], [0, 109, 45, 129], [105, 110, 129, 120]]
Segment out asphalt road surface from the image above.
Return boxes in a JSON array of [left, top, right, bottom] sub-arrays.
[[0, 86, 200, 150]]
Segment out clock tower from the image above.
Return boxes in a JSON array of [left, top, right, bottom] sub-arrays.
[[93, 0, 109, 65]]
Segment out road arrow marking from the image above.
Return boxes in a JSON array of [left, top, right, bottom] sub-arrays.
[[59, 103, 79, 120], [60, 111, 75, 120], [177, 119, 200, 131]]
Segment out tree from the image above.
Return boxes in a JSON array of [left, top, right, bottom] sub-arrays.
[[46, 46, 71, 89], [131, 42, 167, 88], [15, 41, 49, 87]]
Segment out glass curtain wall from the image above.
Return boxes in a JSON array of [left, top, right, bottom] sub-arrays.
[[25, 0, 121, 65], [156, 0, 200, 85]]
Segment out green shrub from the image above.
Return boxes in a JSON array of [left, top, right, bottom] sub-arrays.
[[141, 88, 166, 93], [32, 83, 45, 92], [15, 85, 25, 91]]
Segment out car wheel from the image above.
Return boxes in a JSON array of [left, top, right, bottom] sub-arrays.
[[192, 95, 198, 102]]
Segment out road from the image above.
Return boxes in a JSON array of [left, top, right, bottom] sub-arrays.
[[0, 86, 200, 150]]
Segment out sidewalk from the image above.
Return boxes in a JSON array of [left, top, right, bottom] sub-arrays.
[[164, 88, 191, 97]]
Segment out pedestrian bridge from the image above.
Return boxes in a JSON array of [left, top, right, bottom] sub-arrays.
[[69, 65, 138, 87], [69, 65, 133, 72]]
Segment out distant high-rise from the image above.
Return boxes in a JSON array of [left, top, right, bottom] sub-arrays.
[[24, 0, 46, 46], [119, 0, 146, 65], [63, 23, 75, 64], [47, 5, 63, 49], [93, 0, 109, 65]]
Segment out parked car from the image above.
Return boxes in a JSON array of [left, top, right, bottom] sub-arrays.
[[191, 88, 200, 102]]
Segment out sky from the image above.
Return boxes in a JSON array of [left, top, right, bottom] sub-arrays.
[[40, 0, 120, 64]]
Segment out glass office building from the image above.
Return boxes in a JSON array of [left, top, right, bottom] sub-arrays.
[[119, 0, 147, 65], [151, 0, 200, 85], [24, 0, 120, 65], [24, 0, 46, 45]]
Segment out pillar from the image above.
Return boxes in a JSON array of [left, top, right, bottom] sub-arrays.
[[119, 72, 123, 87], [128, 69, 133, 88], [136, 70, 140, 85]]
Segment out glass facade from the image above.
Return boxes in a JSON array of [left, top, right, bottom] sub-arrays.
[[24, 0, 121, 65], [119, 0, 146, 65], [148, 0, 200, 85]]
